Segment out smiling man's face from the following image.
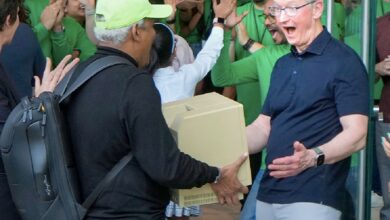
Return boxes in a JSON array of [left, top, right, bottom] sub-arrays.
[[264, 0, 286, 44], [272, 0, 323, 52]]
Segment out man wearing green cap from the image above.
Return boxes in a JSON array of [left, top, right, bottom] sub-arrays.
[[62, 0, 248, 219]]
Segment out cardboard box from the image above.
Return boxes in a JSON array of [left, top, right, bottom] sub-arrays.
[[162, 92, 252, 207]]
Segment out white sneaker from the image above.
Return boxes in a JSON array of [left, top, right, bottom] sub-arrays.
[[371, 191, 384, 208]]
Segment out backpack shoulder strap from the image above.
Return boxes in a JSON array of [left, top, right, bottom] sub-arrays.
[[58, 55, 131, 102], [82, 153, 133, 210]]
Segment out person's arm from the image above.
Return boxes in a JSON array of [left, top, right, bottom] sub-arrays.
[[177, 25, 224, 85], [32, 0, 62, 44], [80, 0, 98, 44], [375, 56, 390, 77], [176, 0, 236, 84], [267, 114, 368, 178], [246, 114, 271, 154], [179, 1, 204, 37], [211, 30, 261, 87], [236, 22, 263, 53], [382, 135, 390, 158], [124, 73, 247, 204]]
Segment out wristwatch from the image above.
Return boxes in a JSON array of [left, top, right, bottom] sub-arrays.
[[213, 17, 225, 25], [313, 147, 325, 167]]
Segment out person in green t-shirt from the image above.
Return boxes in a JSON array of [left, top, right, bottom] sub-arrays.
[[24, 0, 96, 66]]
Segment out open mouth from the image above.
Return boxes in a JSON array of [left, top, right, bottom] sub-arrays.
[[268, 29, 278, 39], [283, 26, 296, 36], [267, 25, 280, 40]]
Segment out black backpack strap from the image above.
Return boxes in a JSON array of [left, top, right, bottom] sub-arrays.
[[58, 55, 131, 102], [82, 153, 133, 209], [54, 64, 76, 97]]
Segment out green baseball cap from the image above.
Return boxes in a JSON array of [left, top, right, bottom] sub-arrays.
[[95, 0, 173, 30]]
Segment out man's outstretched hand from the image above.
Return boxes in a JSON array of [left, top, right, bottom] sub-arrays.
[[210, 153, 249, 205]]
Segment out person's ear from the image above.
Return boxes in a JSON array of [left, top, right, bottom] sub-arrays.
[[313, 0, 324, 19], [131, 24, 143, 42], [5, 15, 11, 27]]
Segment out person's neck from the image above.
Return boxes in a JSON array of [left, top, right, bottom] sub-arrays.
[[99, 41, 140, 65], [296, 23, 323, 53]]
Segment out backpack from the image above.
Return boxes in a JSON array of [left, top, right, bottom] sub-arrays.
[[0, 55, 135, 220]]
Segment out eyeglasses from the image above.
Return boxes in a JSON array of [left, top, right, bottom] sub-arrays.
[[268, 0, 316, 17], [264, 13, 276, 23]]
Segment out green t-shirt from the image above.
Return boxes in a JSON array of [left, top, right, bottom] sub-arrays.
[[24, 0, 96, 65], [51, 17, 96, 66], [232, 3, 276, 125], [24, 0, 51, 59]]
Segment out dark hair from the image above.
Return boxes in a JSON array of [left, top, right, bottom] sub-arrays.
[[17, 0, 30, 24], [153, 23, 175, 68], [0, 0, 19, 31], [143, 46, 159, 75]]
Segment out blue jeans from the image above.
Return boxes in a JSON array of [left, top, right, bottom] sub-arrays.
[[240, 169, 264, 220]]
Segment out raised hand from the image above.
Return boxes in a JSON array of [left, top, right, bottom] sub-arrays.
[[210, 153, 249, 205], [225, 8, 248, 28], [34, 55, 80, 97], [53, 0, 65, 32], [40, 0, 62, 30], [212, 0, 236, 19]]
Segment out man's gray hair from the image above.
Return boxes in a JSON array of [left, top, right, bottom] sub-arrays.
[[94, 19, 145, 45]]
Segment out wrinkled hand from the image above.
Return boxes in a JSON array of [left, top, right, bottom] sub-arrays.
[[225, 8, 248, 29], [40, 0, 62, 30], [34, 55, 79, 97], [382, 135, 390, 158], [268, 141, 315, 178], [236, 22, 249, 45], [210, 153, 249, 205], [376, 56, 390, 76], [212, 0, 236, 19]]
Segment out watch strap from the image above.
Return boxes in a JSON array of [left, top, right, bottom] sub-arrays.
[[213, 17, 225, 25]]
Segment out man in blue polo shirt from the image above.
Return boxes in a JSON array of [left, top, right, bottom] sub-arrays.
[[245, 0, 369, 219]]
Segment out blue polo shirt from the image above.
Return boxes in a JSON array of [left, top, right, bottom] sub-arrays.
[[258, 29, 369, 211]]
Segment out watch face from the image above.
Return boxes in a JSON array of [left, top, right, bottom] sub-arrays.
[[317, 154, 325, 166]]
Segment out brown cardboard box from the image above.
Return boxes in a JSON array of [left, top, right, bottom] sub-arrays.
[[162, 92, 252, 207]]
